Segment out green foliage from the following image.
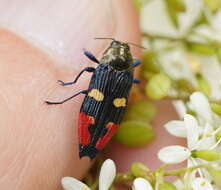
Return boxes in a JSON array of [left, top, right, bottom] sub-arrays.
[[145, 74, 172, 100], [114, 120, 154, 146]]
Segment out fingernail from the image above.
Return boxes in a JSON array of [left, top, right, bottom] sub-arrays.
[[0, 0, 114, 67]]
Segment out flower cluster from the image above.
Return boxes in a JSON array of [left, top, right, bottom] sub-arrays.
[[61, 159, 116, 190], [158, 92, 221, 189], [61, 92, 221, 190]]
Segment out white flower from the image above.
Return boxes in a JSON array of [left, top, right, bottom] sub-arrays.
[[159, 114, 220, 165], [191, 177, 214, 190], [164, 120, 187, 138], [99, 159, 116, 190], [158, 145, 191, 164], [61, 177, 90, 190], [159, 114, 199, 164], [172, 100, 187, 118], [174, 176, 214, 190], [167, 92, 221, 139], [133, 178, 153, 190], [189, 92, 213, 124], [61, 159, 116, 190]]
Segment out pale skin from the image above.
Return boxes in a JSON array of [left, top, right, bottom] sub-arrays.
[[0, 0, 184, 189]]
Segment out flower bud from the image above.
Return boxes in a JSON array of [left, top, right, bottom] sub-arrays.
[[114, 120, 155, 146], [145, 74, 171, 100], [187, 42, 215, 55], [196, 74, 211, 96], [130, 162, 150, 178], [192, 150, 221, 161], [211, 103, 221, 117]]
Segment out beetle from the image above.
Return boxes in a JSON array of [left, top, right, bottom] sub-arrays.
[[46, 38, 141, 160]]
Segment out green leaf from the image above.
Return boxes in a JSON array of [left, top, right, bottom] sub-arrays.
[[204, 0, 220, 13], [159, 182, 177, 190], [113, 120, 155, 146], [187, 42, 216, 55], [197, 74, 211, 96], [124, 100, 157, 122], [192, 149, 221, 161], [145, 74, 172, 100]]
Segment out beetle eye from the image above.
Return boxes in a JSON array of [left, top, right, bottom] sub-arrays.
[[125, 44, 130, 50], [111, 41, 119, 46]]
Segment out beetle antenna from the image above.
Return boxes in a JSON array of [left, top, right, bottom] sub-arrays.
[[94, 37, 115, 41], [94, 38, 146, 49], [127, 42, 146, 49]]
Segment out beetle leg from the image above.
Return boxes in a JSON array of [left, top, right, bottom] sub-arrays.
[[58, 67, 95, 86], [133, 79, 140, 84], [133, 60, 141, 67], [83, 49, 100, 64], [45, 90, 88, 105]]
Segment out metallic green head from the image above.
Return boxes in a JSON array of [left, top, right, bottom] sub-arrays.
[[100, 40, 133, 71]]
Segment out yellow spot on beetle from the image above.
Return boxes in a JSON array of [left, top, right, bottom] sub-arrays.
[[88, 89, 104, 101], [113, 98, 126, 107], [106, 122, 114, 128]]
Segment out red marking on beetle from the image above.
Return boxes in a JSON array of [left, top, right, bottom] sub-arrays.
[[78, 112, 95, 146], [95, 122, 119, 150]]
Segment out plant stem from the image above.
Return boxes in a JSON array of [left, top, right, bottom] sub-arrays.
[[90, 180, 98, 190], [114, 173, 134, 183], [163, 165, 206, 176]]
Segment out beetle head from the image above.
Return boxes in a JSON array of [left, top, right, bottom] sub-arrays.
[[100, 40, 133, 71]]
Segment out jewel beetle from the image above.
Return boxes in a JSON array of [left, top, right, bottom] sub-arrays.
[[46, 38, 141, 160]]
